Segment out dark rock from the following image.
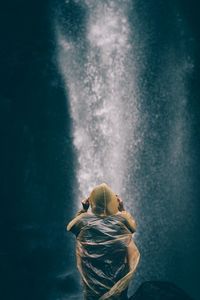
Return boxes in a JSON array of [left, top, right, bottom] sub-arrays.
[[129, 281, 194, 300]]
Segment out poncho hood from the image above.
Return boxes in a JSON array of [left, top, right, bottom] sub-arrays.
[[89, 182, 119, 216]]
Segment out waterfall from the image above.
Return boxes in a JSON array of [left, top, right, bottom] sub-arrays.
[[54, 0, 195, 298], [56, 0, 142, 209]]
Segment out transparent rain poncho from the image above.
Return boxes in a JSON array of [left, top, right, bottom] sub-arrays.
[[67, 183, 140, 300]]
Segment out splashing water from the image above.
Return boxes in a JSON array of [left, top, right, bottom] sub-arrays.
[[56, 0, 142, 208], [54, 0, 197, 298]]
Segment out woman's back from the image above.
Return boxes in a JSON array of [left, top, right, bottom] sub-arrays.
[[74, 213, 133, 299], [67, 183, 140, 300]]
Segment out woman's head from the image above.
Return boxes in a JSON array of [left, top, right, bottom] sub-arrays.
[[89, 183, 118, 216]]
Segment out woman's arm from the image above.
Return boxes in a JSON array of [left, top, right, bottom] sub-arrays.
[[127, 239, 140, 272], [121, 211, 137, 233], [116, 195, 137, 233], [66, 197, 90, 232], [66, 211, 87, 231]]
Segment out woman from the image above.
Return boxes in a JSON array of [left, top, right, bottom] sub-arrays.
[[66, 183, 140, 300]]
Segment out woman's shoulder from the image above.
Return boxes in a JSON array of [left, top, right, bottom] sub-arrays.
[[114, 211, 137, 233], [66, 212, 89, 232], [115, 210, 133, 218]]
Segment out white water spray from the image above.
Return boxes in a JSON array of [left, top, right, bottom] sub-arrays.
[[54, 1, 197, 298], [56, 0, 141, 209]]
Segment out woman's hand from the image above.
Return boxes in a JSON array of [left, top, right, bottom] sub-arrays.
[[116, 194, 125, 211], [81, 197, 90, 211]]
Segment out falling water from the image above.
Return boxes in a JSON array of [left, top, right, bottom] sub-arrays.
[[55, 0, 196, 299], [56, 0, 142, 210]]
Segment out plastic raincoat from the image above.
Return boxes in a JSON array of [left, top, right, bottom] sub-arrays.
[[67, 183, 140, 300]]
